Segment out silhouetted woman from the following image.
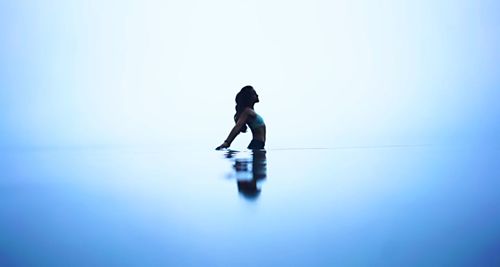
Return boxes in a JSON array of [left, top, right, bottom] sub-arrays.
[[216, 85, 266, 150]]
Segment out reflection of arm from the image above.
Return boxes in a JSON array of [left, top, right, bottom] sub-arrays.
[[224, 110, 249, 146]]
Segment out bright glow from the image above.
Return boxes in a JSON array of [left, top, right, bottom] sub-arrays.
[[1, 0, 499, 149]]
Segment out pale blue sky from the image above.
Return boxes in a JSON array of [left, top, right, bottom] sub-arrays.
[[1, 0, 499, 149]]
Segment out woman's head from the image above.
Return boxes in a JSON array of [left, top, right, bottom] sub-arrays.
[[234, 85, 259, 133], [235, 85, 259, 108]]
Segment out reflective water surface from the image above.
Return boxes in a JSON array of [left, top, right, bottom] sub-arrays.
[[0, 146, 499, 266]]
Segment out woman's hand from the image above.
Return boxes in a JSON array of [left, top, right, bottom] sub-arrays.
[[215, 141, 230, 150]]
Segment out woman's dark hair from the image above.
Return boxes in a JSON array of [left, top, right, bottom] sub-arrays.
[[234, 85, 255, 133]]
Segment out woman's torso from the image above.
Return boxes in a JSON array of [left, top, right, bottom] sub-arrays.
[[246, 109, 266, 142]]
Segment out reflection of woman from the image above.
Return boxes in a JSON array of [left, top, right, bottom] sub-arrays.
[[216, 86, 266, 150], [231, 151, 267, 200]]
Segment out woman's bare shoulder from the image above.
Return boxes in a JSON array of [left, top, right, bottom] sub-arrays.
[[243, 107, 256, 116]]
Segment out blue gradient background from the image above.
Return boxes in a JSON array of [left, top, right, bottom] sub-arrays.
[[1, 0, 499, 149], [1, 1, 500, 266]]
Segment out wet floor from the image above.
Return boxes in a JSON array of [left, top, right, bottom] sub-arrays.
[[0, 145, 499, 266]]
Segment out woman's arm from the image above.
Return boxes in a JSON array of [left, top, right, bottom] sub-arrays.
[[215, 110, 249, 150]]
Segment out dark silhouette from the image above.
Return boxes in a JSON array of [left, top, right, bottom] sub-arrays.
[[225, 150, 267, 200], [216, 85, 266, 150]]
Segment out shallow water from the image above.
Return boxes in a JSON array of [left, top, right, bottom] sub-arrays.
[[0, 145, 499, 266]]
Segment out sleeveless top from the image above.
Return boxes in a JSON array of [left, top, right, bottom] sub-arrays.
[[247, 113, 265, 130]]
